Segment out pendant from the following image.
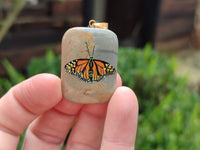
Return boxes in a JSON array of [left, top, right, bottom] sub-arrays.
[[61, 20, 118, 104]]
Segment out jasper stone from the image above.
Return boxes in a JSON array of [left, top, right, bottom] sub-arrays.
[[61, 27, 118, 104]]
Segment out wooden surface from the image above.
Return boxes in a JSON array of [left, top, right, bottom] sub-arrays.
[[0, 0, 199, 75], [155, 0, 197, 47], [0, 0, 83, 76], [0, 44, 61, 76]]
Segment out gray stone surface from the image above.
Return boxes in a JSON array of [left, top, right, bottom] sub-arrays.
[[61, 27, 118, 103]]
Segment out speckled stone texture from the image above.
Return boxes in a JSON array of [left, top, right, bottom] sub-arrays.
[[61, 27, 118, 104]]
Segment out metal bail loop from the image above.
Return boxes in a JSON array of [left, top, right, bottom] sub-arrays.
[[89, 20, 108, 29]]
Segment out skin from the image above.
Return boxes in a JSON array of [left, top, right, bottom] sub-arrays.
[[0, 73, 138, 150]]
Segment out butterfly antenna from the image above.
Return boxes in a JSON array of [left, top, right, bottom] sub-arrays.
[[85, 42, 91, 57], [92, 45, 95, 57]]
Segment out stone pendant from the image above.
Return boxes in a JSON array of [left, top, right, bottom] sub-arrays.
[[61, 20, 118, 104]]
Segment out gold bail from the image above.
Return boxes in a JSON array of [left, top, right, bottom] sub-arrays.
[[89, 20, 108, 29]]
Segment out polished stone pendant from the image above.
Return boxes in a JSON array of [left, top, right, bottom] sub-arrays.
[[61, 20, 118, 104]]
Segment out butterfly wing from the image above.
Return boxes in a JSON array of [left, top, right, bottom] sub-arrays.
[[65, 59, 91, 82], [65, 59, 116, 82], [92, 59, 116, 82]]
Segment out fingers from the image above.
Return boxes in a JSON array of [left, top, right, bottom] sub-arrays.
[[22, 99, 83, 149], [22, 73, 122, 150], [0, 72, 123, 150], [0, 74, 62, 149], [66, 103, 108, 150], [101, 87, 138, 150], [0, 130, 19, 150], [65, 73, 122, 150]]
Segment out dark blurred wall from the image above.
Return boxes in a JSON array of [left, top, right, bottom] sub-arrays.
[[83, 0, 94, 26], [106, 0, 161, 47]]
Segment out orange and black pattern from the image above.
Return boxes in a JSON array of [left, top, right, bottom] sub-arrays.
[[65, 42, 116, 83], [65, 58, 115, 82]]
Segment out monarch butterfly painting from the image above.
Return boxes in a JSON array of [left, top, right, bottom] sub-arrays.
[[65, 42, 116, 83]]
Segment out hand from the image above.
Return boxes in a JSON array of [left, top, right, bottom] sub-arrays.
[[0, 73, 138, 150]]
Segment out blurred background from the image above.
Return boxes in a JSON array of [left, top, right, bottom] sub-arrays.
[[1, 0, 200, 149]]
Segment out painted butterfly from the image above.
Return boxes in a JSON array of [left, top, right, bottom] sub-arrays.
[[65, 42, 116, 82]]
